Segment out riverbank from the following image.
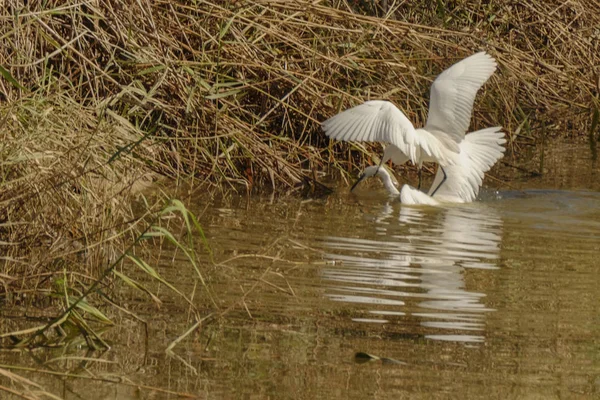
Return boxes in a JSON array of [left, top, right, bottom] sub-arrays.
[[1, 0, 599, 357]]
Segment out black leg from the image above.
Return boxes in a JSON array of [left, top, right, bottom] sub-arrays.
[[417, 168, 422, 190], [430, 167, 447, 197]]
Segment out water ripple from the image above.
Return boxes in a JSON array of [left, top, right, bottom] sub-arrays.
[[322, 203, 503, 344]]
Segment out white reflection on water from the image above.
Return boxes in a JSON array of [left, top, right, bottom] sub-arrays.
[[322, 202, 503, 344]]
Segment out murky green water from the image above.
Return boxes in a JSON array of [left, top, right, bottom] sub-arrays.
[[2, 144, 600, 399]]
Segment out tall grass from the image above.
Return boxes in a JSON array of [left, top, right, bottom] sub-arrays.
[[1, 0, 600, 349], [1, 2, 599, 396], [3, 1, 599, 187]]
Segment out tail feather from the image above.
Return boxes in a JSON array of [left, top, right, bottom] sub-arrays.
[[428, 127, 505, 202]]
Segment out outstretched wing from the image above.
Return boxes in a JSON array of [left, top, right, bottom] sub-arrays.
[[429, 127, 506, 202], [322, 100, 453, 164], [425, 52, 497, 141]]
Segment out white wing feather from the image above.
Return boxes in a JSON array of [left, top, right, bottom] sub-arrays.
[[425, 52, 497, 141], [323, 100, 457, 164], [400, 185, 440, 205], [428, 127, 505, 202], [322, 100, 417, 160]]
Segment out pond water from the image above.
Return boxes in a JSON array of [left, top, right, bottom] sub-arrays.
[[1, 143, 600, 399]]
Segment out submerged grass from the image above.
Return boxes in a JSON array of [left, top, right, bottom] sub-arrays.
[[1, 1, 600, 395], [0, 199, 209, 397]]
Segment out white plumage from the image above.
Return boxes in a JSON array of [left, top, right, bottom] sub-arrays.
[[429, 127, 506, 203], [400, 185, 440, 206], [351, 127, 506, 205], [322, 52, 497, 173]]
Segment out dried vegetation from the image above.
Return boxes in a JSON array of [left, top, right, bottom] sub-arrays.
[[1, 0, 599, 355]]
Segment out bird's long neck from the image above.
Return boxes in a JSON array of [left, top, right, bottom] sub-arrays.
[[377, 168, 400, 196]]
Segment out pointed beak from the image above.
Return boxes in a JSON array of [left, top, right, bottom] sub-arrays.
[[376, 158, 385, 174], [351, 173, 367, 192]]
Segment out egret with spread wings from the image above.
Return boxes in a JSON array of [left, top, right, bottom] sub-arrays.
[[350, 127, 506, 205], [322, 51, 497, 194]]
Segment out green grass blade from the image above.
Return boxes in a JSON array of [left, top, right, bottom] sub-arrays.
[[68, 297, 113, 325], [0, 65, 26, 91]]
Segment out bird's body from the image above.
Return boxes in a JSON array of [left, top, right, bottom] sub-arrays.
[[351, 127, 506, 205], [322, 51, 498, 192], [428, 127, 505, 203], [399, 185, 441, 206]]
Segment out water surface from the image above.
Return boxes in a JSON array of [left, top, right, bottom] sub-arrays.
[[2, 144, 600, 399]]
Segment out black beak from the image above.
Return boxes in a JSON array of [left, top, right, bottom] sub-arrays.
[[351, 173, 367, 192]]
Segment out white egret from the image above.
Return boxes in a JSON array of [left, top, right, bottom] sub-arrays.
[[350, 127, 506, 205], [323, 51, 498, 192]]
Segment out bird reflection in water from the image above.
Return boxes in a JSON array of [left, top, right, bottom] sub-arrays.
[[323, 202, 502, 344]]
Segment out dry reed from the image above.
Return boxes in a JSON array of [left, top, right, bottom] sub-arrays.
[[1, 0, 599, 349]]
